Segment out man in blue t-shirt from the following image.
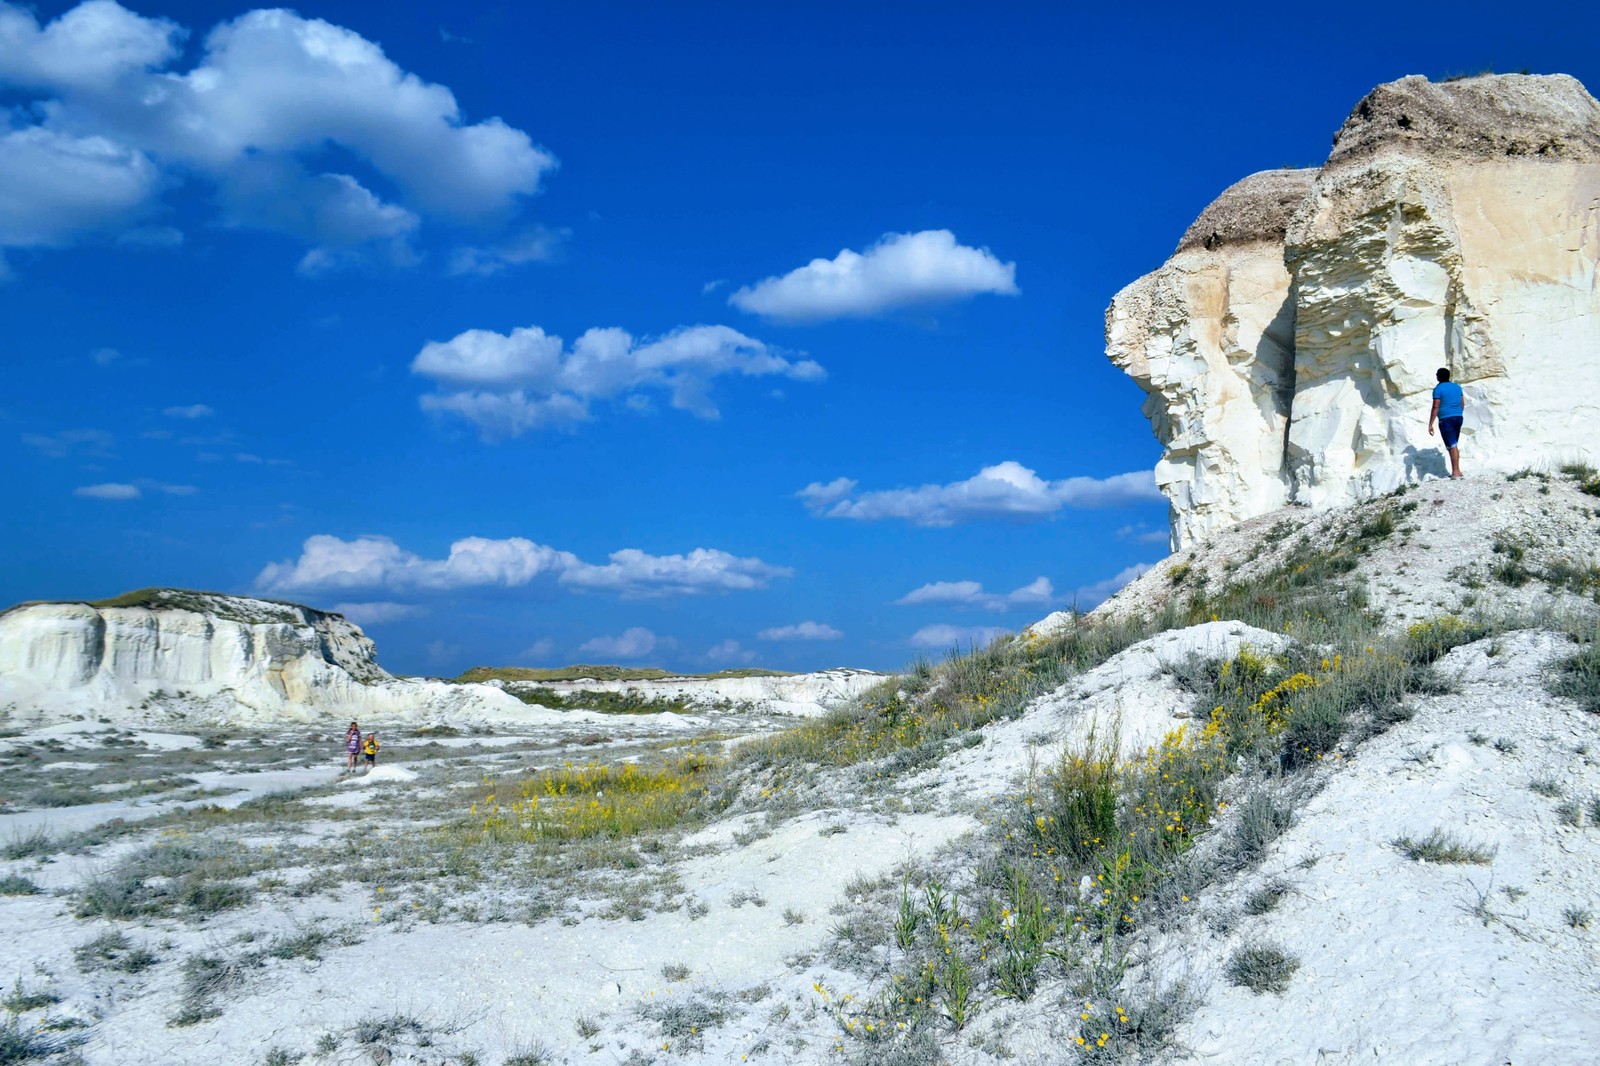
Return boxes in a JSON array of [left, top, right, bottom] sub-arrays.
[[1428, 367, 1466, 479]]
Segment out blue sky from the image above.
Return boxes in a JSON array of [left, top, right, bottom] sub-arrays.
[[5, 1, 1597, 676]]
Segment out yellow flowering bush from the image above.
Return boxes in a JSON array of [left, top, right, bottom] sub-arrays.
[[468, 754, 723, 842]]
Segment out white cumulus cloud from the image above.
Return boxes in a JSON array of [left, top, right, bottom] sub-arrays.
[[757, 621, 842, 641], [256, 533, 790, 599], [74, 482, 139, 499], [705, 639, 756, 665], [331, 601, 426, 625], [1074, 563, 1156, 609], [799, 462, 1160, 526], [578, 627, 657, 660], [0, 128, 159, 247], [729, 229, 1017, 322], [23, 428, 113, 458], [141, 480, 196, 495], [908, 624, 1007, 650], [563, 548, 792, 598], [0, 2, 555, 267], [518, 637, 556, 661], [896, 576, 1057, 612], [257, 534, 576, 592], [1116, 523, 1172, 546], [413, 323, 823, 438], [447, 225, 565, 276], [0, 0, 181, 91]]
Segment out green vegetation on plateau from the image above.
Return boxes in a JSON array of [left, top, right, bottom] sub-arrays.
[[455, 664, 793, 683], [2, 587, 318, 625]]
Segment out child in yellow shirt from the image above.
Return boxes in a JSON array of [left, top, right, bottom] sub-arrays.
[[362, 732, 379, 769]]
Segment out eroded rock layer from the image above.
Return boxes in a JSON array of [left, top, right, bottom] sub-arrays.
[[0, 591, 530, 725], [1113, 74, 1600, 548]]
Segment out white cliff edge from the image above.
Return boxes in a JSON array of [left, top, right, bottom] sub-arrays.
[[1113, 73, 1600, 549], [0, 591, 538, 726]]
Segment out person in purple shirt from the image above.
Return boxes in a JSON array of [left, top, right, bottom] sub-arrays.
[[1427, 367, 1466, 480]]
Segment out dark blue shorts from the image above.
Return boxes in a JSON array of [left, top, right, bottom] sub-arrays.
[[1439, 416, 1463, 450]]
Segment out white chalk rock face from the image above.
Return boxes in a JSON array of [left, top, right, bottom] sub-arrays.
[[0, 590, 533, 726], [1114, 74, 1600, 547], [1107, 169, 1314, 548]]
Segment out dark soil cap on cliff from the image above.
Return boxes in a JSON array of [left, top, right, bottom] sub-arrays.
[[1175, 168, 1318, 254], [1327, 72, 1600, 165]]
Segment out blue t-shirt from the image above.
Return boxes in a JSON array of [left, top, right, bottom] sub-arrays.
[[1433, 381, 1464, 418]]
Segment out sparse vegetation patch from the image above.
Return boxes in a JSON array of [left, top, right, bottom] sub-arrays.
[[468, 753, 729, 843], [1547, 626, 1600, 712], [74, 931, 158, 973], [1225, 942, 1300, 995], [507, 686, 692, 716], [0, 876, 40, 896], [1393, 829, 1496, 865]]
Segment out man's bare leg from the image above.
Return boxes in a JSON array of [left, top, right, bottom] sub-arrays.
[[1449, 446, 1462, 479]]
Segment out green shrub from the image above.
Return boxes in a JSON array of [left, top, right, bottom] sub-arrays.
[[1393, 829, 1496, 864], [504, 1044, 553, 1066], [1404, 616, 1488, 664], [1244, 879, 1291, 915], [1234, 789, 1295, 861], [0, 876, 39, 896], [1548, 628, 1600, 713], [1354, 507, 1396, 543], [1559, 462, 1600, 496], [265, 926, 357, 962], [1225, 942, 1299, 994], [170, 953, 261, 1026], [0, 982, 58, 1013], [0, 1017, 69, 1062], [1, 828, 54, 861], [74, 931, 158, 973], [1026, 729, 1120, 864], [1280, 696, 1348, 769], [76, 841, 256, 920], [1491, 539, 1532, 586], [644, 996, 726, 1051], [351, 1013, 424, 1046]]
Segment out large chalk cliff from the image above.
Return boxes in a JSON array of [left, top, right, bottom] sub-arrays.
[[0, 590, 528, 725], [1112, 74, 1600, 548]]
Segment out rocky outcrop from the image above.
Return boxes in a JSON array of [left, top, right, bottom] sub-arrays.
[[1107, 169, 1314, 548], [1113, 74, 1600, 548], [0, 590, 531, 725]]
